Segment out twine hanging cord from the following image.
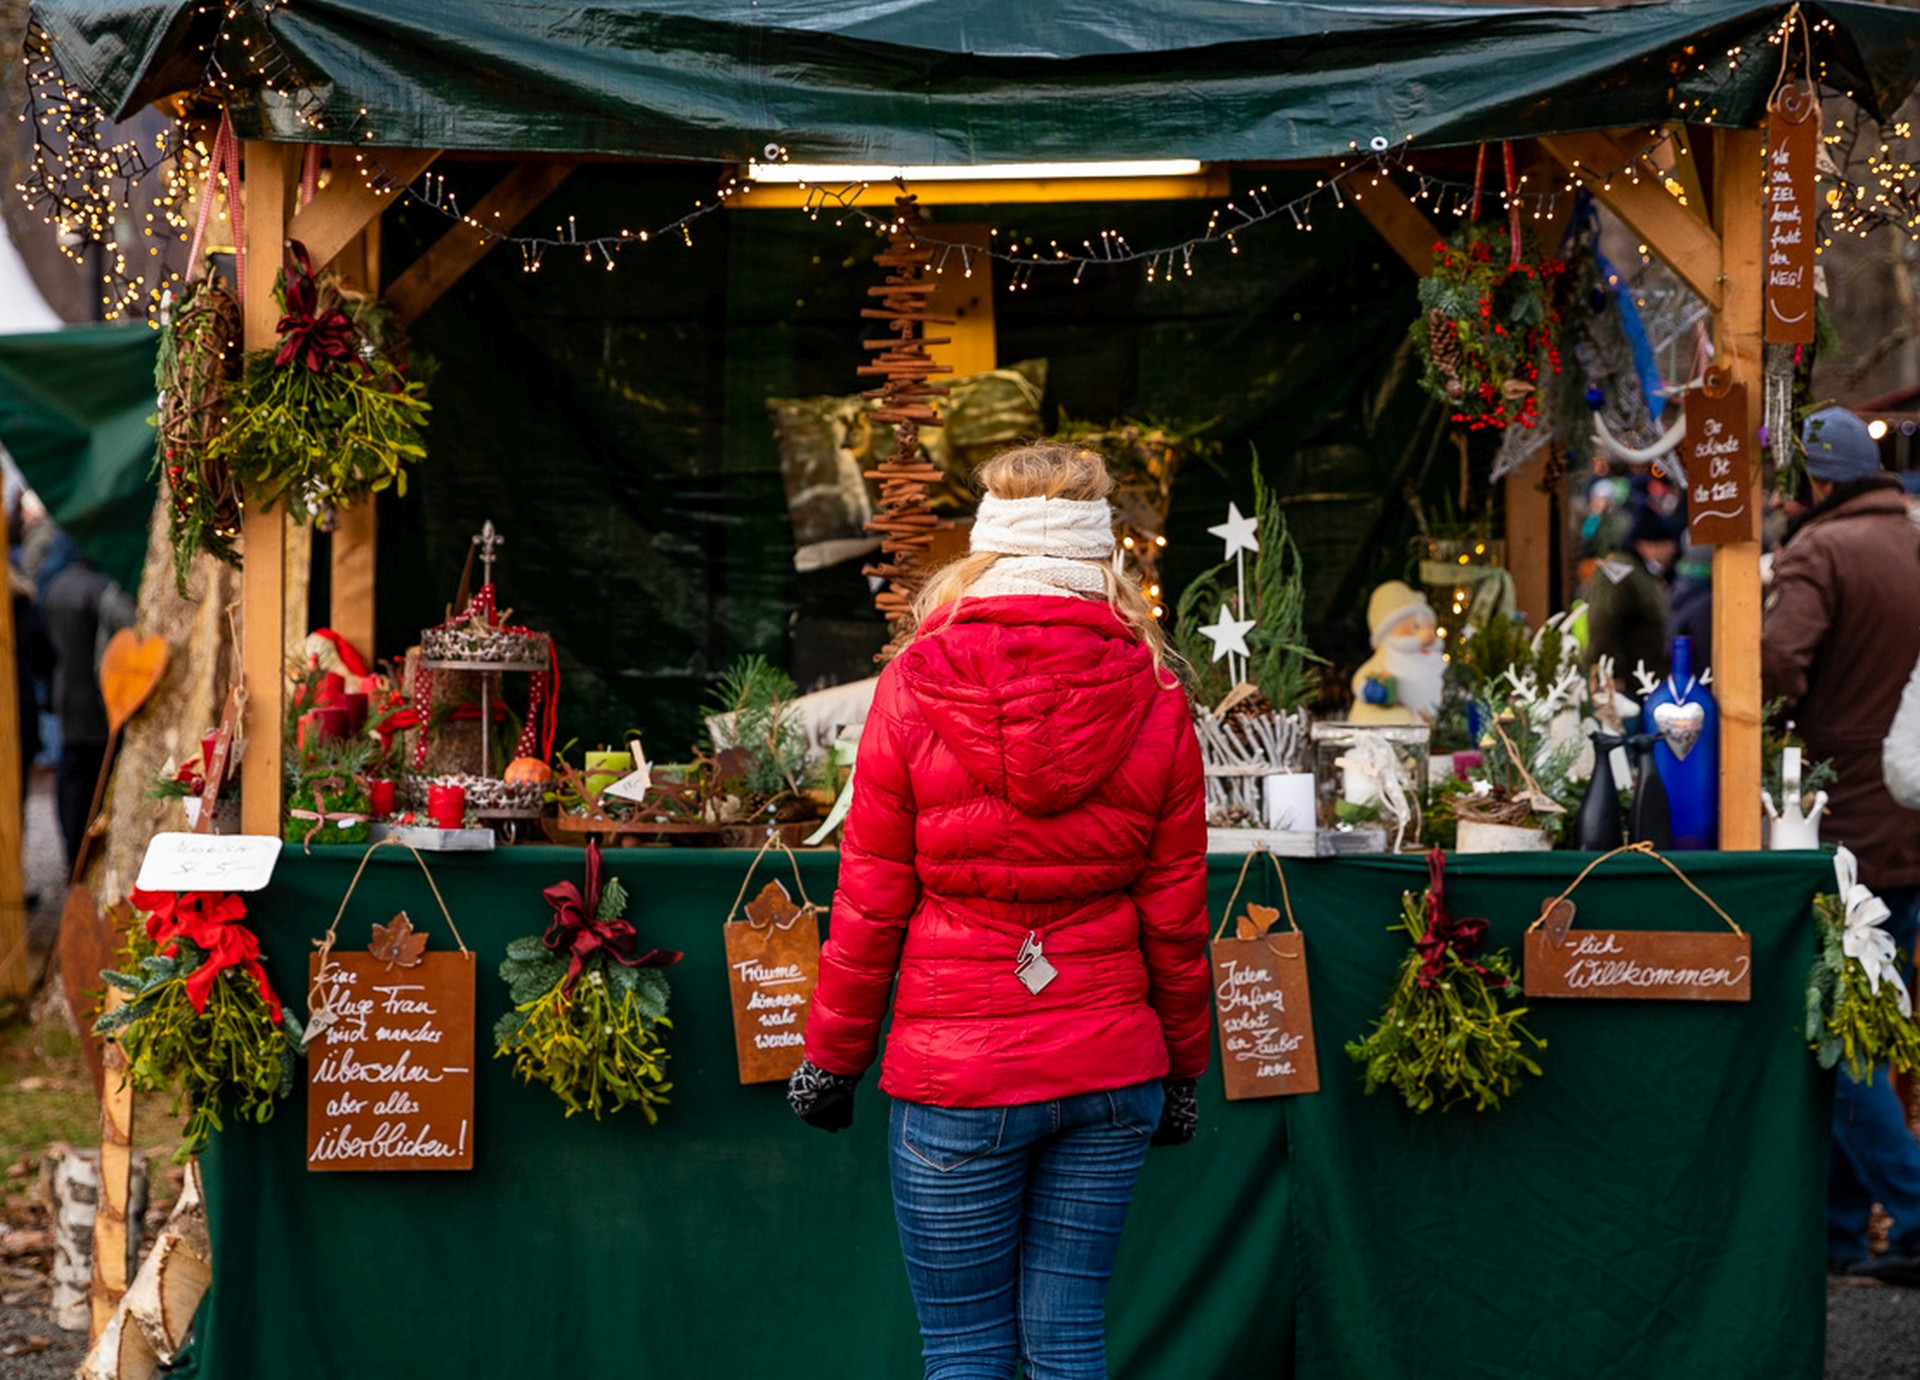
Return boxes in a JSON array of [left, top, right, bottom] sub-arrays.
[[1526, 841, 1744, 937], [725, 832, 821, 929], [1213, 845, 1302, 942], [307, 837, 472, 1026]]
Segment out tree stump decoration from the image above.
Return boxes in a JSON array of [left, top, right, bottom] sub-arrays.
[[859, 196, 954, 660]]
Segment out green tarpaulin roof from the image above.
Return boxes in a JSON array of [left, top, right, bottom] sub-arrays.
[[33, 1, 1920, 165], [0, 324, 158, 594]]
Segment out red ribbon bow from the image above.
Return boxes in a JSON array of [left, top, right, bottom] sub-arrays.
[[272, 241, 360, 374], [129, 888, 283, 1024], [540, 840, 680, 993], [1413, 847, 1504, 991]]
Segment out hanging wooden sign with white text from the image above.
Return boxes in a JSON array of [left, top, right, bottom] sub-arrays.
[[1211, 902, 1319, 1098], [307, 913, 476, 1170], [1523, 899, 1750, 1002], [1765, 80, 1820, 345], [1685, 371, 1753, 548]]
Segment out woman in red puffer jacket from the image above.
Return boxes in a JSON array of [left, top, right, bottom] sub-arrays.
[[788, 442, 1210, 1380]]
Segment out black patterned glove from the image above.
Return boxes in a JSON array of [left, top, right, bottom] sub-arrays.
[[1151, 1078, 1199, 1147], [787, 1059, 860, 1132]]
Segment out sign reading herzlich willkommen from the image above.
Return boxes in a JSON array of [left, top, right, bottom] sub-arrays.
[[1523, 898, 1750, 1002]]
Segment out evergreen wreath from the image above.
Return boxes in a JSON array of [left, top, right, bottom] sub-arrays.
[[207, 240, 429, 520], [495, 841, 683, 1120], [1412, 222, 1566, 432]]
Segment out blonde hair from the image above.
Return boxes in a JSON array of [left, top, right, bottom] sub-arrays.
[[911, 441, 1172, 671]]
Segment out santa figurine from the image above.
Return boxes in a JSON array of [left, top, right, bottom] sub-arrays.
[[1350, 581, 1446, 724]]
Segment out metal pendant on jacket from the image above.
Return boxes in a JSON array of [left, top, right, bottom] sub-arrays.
[[1015, 931, 1058, 995]]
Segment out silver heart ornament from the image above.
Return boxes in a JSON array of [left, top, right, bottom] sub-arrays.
[[1653, 700, 1706, 761]]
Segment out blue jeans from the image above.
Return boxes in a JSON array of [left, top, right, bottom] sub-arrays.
[[888, 1081, 1163, 1380], [1831, 886, 1920, 1261]]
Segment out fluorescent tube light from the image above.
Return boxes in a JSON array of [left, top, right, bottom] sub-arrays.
[[745, 160, 1205, 184]]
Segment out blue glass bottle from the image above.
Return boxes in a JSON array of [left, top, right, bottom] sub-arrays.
[[1641, 635, 1719, 849]]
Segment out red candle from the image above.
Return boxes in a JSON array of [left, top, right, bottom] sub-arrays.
[[427, 783, 467, 830], [367, 778, 396, 820]]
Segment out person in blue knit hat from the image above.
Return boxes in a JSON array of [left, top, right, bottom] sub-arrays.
[[1766, 405, 1920, 1285]]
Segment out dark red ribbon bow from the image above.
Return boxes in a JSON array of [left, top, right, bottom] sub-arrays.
[[129, 888, 283, 1024], [273, 241, 359, 374], [1413, 847, 1505, 991], [540, 840, 680, 993]]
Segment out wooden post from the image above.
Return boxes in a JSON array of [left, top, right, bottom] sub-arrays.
[[1504, 449, 1555, 628], [0, 572, 28, 1001], [921, 225, 996, 377], [331, 222, 382, 655], [240, 143, 293, 836], [1712, 128, 1766, 850]]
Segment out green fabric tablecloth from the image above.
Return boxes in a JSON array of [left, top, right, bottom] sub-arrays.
[[178, 846, 1832, 1379]]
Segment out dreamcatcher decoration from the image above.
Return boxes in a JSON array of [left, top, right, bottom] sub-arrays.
[[859, 196, 952, 661]]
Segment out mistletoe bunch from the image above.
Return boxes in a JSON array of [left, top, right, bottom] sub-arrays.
[[1412, 222, 1566, 432], [95, 891, 303, 1160], [1347, 849, 1543, 1112], [206, 241, 429, 521], [1807, 853, 1920, 1080], [495, 842, 682, 1120]]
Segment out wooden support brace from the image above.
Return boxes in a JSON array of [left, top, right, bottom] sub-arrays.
[[285, 146, 441, 271], [1352, 175, 1442, 275], [1710, 128, 1766, 851], [1540, 130, 1724, 311], [386, 161, 575, 326]]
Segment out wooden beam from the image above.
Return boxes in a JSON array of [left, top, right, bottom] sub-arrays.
[[240, 143, 293, 837], [1504, 448, 1555, 629], [1540, 130, 1724, 311], [1711, 128, 1765, 851], [285, 146, 440, 271], [922, 224, 996, 377], [0, 573, 26, 1002], [387, 161, 574, 326], [330, 223, 383, 657], [1352, 175, 1441, 275]]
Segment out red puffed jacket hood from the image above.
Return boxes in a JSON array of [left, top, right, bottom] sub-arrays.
[[898, 600, 1159, 816], [804, 595, 1212, 1108]]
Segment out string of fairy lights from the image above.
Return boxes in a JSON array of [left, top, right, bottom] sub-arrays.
[[16, 5, 1920, 322]]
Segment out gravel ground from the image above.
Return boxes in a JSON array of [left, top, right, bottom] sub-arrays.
[[1829, 1278, 1920, 1379]]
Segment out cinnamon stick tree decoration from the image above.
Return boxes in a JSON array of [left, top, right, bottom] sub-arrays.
[[859, 196, 953, 659]]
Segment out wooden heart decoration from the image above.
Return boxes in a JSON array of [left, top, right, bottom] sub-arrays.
[[1244, 903, 1281, 938], [1652, 701, 1705, 761], [1542, 897, 1576, 948], [99, 630, 169, 735]]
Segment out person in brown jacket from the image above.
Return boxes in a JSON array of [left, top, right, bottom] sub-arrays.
[[1764, 405, 1920, 1285]]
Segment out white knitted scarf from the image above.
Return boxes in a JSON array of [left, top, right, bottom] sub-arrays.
[[966, 494, 1115, 599]]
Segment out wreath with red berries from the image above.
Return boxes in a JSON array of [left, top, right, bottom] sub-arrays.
[[1411, 222, 1565, 432]]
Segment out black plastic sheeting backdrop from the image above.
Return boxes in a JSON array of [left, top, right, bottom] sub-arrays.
[[377, 165, 1444, 753]]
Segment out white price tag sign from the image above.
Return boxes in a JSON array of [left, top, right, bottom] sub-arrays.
[[135, 832, 283, 893]]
